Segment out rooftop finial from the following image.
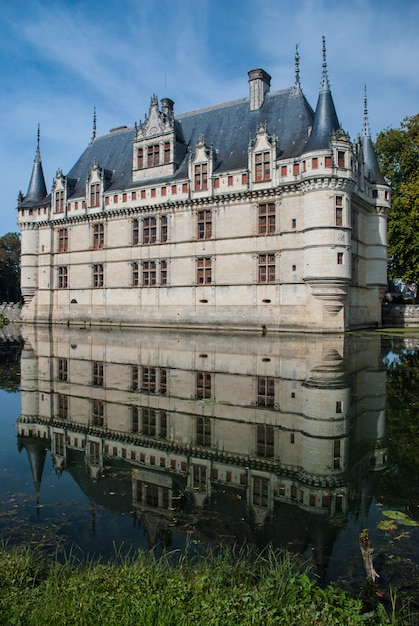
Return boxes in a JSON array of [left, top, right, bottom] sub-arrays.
[[295, 43, 300, 87], [320, 35, 330, 92], [363, 85, 370, 137], [92, 106, 97, 141], [37, 123, 40, 151]]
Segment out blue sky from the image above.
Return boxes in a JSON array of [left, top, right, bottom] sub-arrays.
[[0, 0, 418, 237]]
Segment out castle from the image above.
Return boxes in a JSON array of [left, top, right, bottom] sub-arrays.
[[17, 40, 390, 332]]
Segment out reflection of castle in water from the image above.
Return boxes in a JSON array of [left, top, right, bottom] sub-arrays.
[[18, 327, 387, 572]]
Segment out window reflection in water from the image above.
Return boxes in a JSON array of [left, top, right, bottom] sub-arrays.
[[17, 327, 387, 567]]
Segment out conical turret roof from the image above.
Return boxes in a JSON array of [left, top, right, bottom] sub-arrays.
[[21, 126, 48, 206], [305, 37, 340, 153]]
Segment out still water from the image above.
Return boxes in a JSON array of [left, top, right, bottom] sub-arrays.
[[1, 325, 418, 603]]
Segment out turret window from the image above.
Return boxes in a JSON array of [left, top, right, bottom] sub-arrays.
[[335, 196, 343, 226], [255, 151, 270, 181], [337, 151, 345, 168]]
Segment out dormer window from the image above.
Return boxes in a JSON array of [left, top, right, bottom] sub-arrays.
[[148, 144, 160, 167], [90, 183, 100, 207], [164, 142, 170, 164], [137, 148, 144, 169], [194, 163, 208, 191], [55, 190, 64, 213], [255, 152, 270, 181]]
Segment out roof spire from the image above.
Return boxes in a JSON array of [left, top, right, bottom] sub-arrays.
[[295, 43, 300, 87], [304, 37, 339, 152], [363, 85, 370, 138], [320, 35, 330, 91], [21, 125, 48, 205], [91, 107, 97, 142], [361, 86, 386, 184]]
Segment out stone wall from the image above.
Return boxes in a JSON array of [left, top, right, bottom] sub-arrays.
[[0, 302, 21, 324], [382, 304, 419, 328]]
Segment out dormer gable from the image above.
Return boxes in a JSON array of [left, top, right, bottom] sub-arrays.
[[52, 169, 67, 215], [133, 94, 177, 181], [189, 135, 216, 193], [248, 123, 277, 186], [85, 160, 107, 210]]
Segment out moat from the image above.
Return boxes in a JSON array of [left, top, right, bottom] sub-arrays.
[[0, 326, 418, 605]]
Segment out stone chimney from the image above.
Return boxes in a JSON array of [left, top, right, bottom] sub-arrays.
[[161, 97, 174, 119], [248, 69, 271, 111]]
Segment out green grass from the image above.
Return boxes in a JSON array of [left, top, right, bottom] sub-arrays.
[[0, 544, 414, 625]]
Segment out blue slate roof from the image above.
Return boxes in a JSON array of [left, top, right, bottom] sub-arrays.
[[64, 86, 315, 199]]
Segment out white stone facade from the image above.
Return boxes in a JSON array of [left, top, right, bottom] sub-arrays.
[[18, 58, 390, 332]]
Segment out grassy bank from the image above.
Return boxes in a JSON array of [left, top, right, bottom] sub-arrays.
[[0, 544, 410, 625], [0, 546, 404, 626]]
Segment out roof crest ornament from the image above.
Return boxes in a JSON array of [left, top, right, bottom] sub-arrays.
[[295, 43, 300, 87], [363, 85, 371, 138], [320, 35, 330, 92], [92, 107, 97, 142]]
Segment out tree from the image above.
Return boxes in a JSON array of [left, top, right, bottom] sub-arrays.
[[375, 114, 419, 283], [0, 232, 21, 302]]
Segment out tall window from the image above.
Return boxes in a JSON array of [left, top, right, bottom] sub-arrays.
[[93, 223, 104, 249], [194, 163, 208, 191], [92, 399, 104, 427], [256, 424, 274, 457], [90, 183, 100, 207], [132, 262, 140, 286], [58, 358, 68, 381], [197, 257, 212, 284], [258, 254, 275, 283], [196, 371, 211, 399], [161, 215, 168, 242], [255, 151, 270, 181], [142, 407, 157, 436], [253, 477, 269, 507], [58, 266, 68, 289], [92, 361, 104, 386], [337, 151, 345, 168], [257, 376, 275, 406], [193, 464, 207, 490], [196, 416, 211, 446], [55, 190, 64, 213], [143, 217, 156, 244], [147, 144, 160, 167], [132, 219, 140, 245], [137, 148, 144, 169], [197, 210, 212, 239], [58, 228, 68, 252], [335, 196, 343, 226], [93, 263, 104, 288], [160, 260, 168, 285], [164, 142, 170, 164], [142, 261, 156, 286], [57, 393, 68, 420], [142, 366, 156, 393], [258, 203, 275, 234]]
